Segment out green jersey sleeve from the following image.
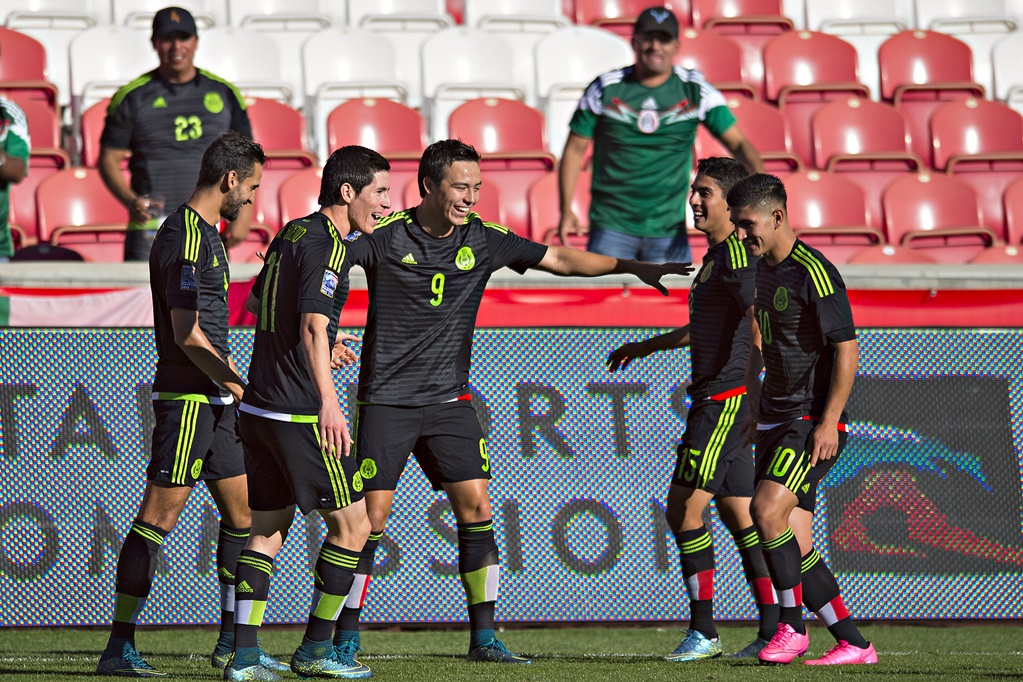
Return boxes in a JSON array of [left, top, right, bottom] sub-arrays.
[[568, 77, 604, 139], [1, 99, 30, 163]]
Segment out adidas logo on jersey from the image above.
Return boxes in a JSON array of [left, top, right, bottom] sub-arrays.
[[236, 580, 253, 593], [152, 96, 167, 108], [212, 254, 219, 267], [401, 253, 417, 265]]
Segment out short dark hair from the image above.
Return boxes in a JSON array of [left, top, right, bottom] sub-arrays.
[[696, 157, 748, 198], [195, 132, 265, 189], [418, 139, 480, 198], [726, 173, 787, 212], [318, 145, 391, 207]]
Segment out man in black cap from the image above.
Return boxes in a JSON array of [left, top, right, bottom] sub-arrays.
[[558, 6, 764, 261], [99, 6, 254, 262]]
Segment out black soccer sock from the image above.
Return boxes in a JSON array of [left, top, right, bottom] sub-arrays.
[[335, 531, 382, 646], [675, 527, 717, 638], [306, 542, 359, 643], [216, 523, 250, 636], [458, 520, 499, 647], [732, 525, 780, 640], [760, 528, 804, 634], [234, 550, 274, 667], [109, 521, 167, 644], [801, 548, 869, 649]]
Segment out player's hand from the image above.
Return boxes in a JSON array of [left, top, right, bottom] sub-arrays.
[[607, 342, 648, 372], [809, 422, 839, 466], [331, 331, 360, 369], [319, 400, 351, 459], [557, 211, 587, 245], [634, 261, 696, 296]]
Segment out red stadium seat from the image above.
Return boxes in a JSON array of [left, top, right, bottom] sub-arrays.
[[811, 97, 923, 230], [326, 98, 426, 204], [878, 30, 983, 164], [763, 30, 868, 167], [847, 244, 938, 264], [930, 98, 1023, 234], [574, 1, 689, 38], [36, 167, 129, 262], [278, 167, 322, 226], [969, 244, 1023, 264], [882, 173, 997, 263], [693, 97, 802, 174], [448, 98, 555, 240], [12, 96, 60, 150], [10, 149, 72, 248], [0, 27, 59, 109], [527, 170, 590, 249], [675, 28, 757, 100], [80, 98, 108, 168], [784, 170, 883, 263], [691, 0, 794, 100], [402, 177, 508, 229], [1003, 176, 1023, 245]]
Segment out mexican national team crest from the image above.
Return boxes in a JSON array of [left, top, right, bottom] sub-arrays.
[[456, 246, 476, 271], [321, 269, 339, 297], [637, 97, 660, 133], [204, 92, 224, 114], [774, 286, 789, 311], [699, 260, 714, 282]]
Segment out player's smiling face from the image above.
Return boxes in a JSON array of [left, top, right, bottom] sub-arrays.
[[731, 204, 779, 258], [222, 164, 262, 221], [346, 170, 391, 235], [153, 31, 197, 79], [427, 160, 482, 230], [689, 173, 727, 235], [632, 31, 678, 77]]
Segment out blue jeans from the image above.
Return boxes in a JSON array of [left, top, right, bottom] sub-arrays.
[[587, 224, 692, 263]]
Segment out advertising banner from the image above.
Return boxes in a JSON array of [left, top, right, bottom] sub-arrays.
[[1, 329, 1021, 626]]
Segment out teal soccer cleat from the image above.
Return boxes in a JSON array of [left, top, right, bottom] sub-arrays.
[[664, 629, 723, 662], [96, 642, 169, 678], [291, 640, 372, 679], [223, 660, 283, 682], [212, 640, 290, 673], [730, 637, 771, 659], [466, 638, 532, 664]]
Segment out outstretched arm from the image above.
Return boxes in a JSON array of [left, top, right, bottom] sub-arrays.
[[533, 246, 694, 295], [607, 326, 690, 372], [809, 338, 858, 466], [716, 125, 765, 174]]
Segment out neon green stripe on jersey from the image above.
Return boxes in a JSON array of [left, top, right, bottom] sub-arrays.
[[792, 245, 834, 297], [483, 221, 509, 234], [184, 210, 201, 262], [108, 72, 154, 113], [197, 68, 247, 109], [726, 233, 747, 269], [376, 210, 411, 228], [151, 392, 210, 403]]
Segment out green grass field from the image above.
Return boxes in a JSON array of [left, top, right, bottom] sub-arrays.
[[1, 624, 1020, 681]]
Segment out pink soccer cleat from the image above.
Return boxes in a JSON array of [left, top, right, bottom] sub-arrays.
[[758, 623, 809, 665], [804, 640, 878, 665]]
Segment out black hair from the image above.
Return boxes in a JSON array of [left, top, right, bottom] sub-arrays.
[[318, 145, 391, 207], [725, 173, 787, 212], [417, 139, 480, 197], [195, 131, 265, 189], [695, 157, 749, 198]]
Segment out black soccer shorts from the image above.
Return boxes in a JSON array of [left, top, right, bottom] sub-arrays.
[[754, 417, 846, 512], [147, 399, 244, 486], [239, 411, 364, 515], [354, 398, 491, 492], [672, 390, 754, 498]]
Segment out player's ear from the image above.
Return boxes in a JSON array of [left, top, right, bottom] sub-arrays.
[[223, 169, 239, 192], [422, 176, 435, 197], [772, 207, 784, 229], [339, 182, 356, 203]]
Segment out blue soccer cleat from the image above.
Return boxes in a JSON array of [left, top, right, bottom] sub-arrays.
[[730, 637, 771, 659], [212, 641, 289, 673], [664, 629, 723, 662], [466, 638, 532, 664], [223, 660, 283, 682], [291, 640, 372, 679], [96, 641, 169, 677]]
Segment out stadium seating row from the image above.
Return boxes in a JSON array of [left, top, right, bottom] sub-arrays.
[[10, 158, 1023, 266]]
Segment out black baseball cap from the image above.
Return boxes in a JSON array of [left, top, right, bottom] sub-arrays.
[[152, 7, 197, 39], [633, 6, 679, 39]]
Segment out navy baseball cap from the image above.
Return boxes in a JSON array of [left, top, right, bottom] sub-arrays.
[[152, 7, 197, 39], [633, 6, 679, 39]]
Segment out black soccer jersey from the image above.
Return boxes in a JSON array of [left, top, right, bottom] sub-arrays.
[[687, 231, 757, 400], [243, 214, 355, 417], [351, 210, 548, 406], [101, 69, 251, 214], [753, 240, 856, 423], [150, 204, 232, 399]]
